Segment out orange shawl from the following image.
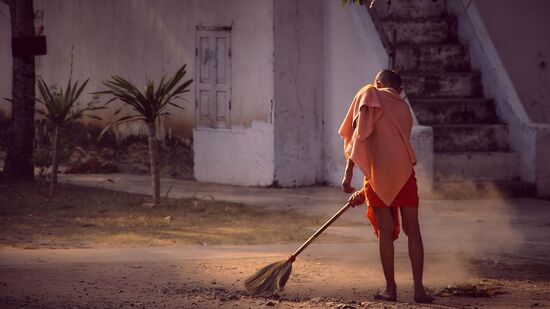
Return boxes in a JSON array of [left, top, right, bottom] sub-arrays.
[[338, 84, 416, 205]]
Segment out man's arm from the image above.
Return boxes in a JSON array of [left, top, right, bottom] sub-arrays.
[[343, 158, 365, 207], [342, 158, 355, 193]]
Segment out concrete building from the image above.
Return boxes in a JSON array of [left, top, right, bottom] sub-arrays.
[[1, 0, 549, 197]]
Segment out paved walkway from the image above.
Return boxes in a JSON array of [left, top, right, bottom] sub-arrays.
[[59, 173, 347, 217]]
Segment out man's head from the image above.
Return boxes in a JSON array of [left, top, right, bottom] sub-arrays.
[[374, 69, 403, 93]]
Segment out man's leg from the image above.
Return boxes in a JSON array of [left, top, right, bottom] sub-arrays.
[[372, 207, 397, 300], [400, 206, 432, 302]]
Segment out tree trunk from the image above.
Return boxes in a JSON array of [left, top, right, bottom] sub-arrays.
[[3, 0, 36, 182], [146, 121, 161, 206], [49, 124, 59, 196]]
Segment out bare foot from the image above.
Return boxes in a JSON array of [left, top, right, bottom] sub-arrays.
[[373, 283, 397, 301], [373, 291, 397, 301], [414, 291, 434, 304]]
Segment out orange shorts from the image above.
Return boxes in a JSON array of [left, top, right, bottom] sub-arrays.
[[364, 171, 419, 240]]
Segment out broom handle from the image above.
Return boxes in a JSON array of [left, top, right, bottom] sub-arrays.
[[290, 202, 352, 260]]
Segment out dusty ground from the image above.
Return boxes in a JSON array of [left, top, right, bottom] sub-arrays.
[[1, 244, 549, 309], [1, 176, 550, 308]]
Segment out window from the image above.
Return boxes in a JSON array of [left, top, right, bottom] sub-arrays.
[[195, 27, 231, 129]]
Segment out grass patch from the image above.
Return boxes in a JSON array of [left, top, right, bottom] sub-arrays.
[[0, 182, 324, 248]]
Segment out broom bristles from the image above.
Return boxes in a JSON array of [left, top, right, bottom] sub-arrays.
[[244, 259, 293, 295]]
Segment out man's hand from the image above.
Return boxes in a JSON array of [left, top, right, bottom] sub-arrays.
[[348, 190, 365, 207]]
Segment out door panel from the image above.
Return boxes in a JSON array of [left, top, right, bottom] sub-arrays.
[[196, 29, 231, 129]]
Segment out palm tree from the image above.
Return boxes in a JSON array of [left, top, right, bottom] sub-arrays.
[[95, 65, 193, 206], [2, 0, 36, 182], [36, 78, 104, 195]]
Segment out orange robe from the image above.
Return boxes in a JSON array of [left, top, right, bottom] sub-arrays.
[[339, 84, 417, 239]]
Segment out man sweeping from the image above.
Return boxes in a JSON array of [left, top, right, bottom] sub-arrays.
[[339, 70, 433, 303]]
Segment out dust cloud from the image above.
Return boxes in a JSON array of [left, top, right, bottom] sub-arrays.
[[418, 178, 526, 286]]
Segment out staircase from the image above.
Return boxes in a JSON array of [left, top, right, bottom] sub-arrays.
[[369, 0, 536, 197]]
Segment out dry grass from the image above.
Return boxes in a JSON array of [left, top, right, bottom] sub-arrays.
[[0, 182, 324, 248]]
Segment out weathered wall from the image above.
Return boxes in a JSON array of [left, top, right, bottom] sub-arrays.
[[273, 0, 324, 186], [0, 0, 274, 139], [0, 2, 11, 115], [194, 121, 274, 186], [474, 0, 550, 123]]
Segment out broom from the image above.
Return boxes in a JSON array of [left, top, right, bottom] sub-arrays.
[[244, 202, 352, 295]]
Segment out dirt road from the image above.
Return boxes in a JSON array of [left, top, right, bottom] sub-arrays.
[[1, 240, 549, 308], [2, 175, 549, 308]]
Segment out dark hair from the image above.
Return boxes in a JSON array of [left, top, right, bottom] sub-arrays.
[[375, 69, 402, 91]]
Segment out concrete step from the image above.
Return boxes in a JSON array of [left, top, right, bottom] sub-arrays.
[[432, 180, 537, 199], [372, 0, 448, 19], [410, 98, 498, 124], [402, 72, 483, 98], [432, 124, 509, 152], [395, 44, 469, 73], [380, 17, 457, 45], [434, 151, 520, 181]]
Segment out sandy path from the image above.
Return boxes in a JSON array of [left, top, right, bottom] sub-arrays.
[[1, 242, 549, 308]]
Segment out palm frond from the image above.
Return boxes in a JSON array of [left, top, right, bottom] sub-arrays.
[[94, 64, 193, 125], [35, 77, 101, 127], [72, 79, 90, 105], [84, 114, 103, 121]]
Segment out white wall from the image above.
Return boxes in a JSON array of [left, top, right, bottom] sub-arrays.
[[28, 0, 188, 138], [193, 0, 275, 186], [474, 0, 550, 195], [474, 0, 550, 123], [449, 0, 550, 196], [194, 121, 274, 186], [273, 0, 324, 186], [2, 0, 274, 140]]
